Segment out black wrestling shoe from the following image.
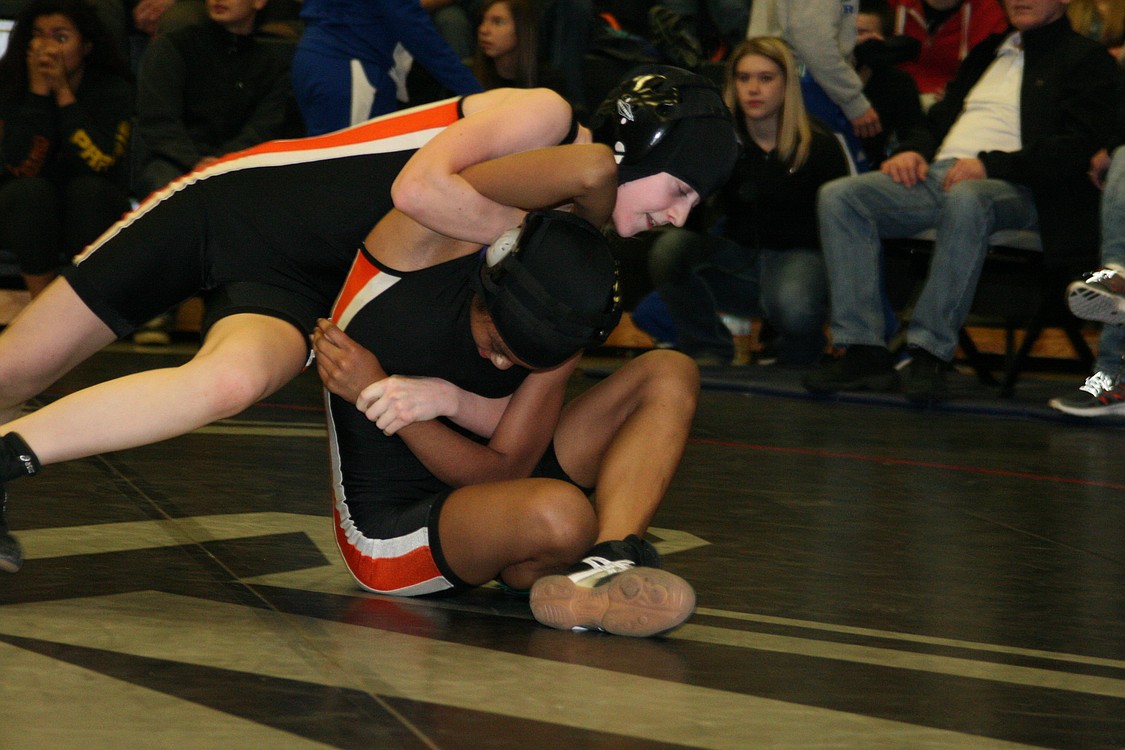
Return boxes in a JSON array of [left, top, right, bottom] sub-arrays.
[[802, 344, 899, 394], [903, 347, 949, 404], [529, 535, 695, 637], [0, 487, 22, 573], [0, 432, 41, 573]]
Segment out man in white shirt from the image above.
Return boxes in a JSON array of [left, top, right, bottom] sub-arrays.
[[803, 0, 1118, 402]]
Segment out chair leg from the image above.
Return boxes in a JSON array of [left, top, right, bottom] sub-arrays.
[[1000, 308, 1050, 398], [958, 328, 998, 386], [1062, 321, 1095, 371]]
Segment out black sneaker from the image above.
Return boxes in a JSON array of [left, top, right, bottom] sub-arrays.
[[1067, 265, 1125, 324], [0, 487, 22, 573], [529, 535, 695, 637], [1048, 371, 1125, 417], [903, 347, 949, 403], [802, 344, 898, 393]]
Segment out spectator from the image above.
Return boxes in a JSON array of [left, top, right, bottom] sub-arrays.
[[0, 0, 133, 298], [649, 37, 851, 367], [291, 0, 483, 136], [803, 0, 1118, 403], [1049, 145, 1125, 417], [747, 0, 883, 172], [660, 0, 749, 56], [134, 0, 297, 197], [470, 0, 568, 96], [855, 0, 926, 168], [889, 0, 1009, 108], [132, 0, 297, 343]]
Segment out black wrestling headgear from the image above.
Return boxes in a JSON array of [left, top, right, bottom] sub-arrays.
[[590, 64, 739, 199], [476, 210, 622, 369]]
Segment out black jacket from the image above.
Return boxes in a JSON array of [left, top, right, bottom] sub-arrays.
[[897, 16, 1119, 267], [137, 20, 295, 171], [0, 67, 133, 186]]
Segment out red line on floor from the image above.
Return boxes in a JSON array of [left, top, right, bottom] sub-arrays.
[[689, 437, 1125, 491]]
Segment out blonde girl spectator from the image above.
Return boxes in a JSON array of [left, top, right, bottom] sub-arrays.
[[648, 37, 851, 367]]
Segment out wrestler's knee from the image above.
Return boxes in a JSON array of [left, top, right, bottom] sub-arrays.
[[184, 353, 283, 419], [521, 481, 598, 561], [635, 349, 700, 407]]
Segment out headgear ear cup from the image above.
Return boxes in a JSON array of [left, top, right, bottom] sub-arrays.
[[590, 64, 740, 198], [476, 210, 622, 369]]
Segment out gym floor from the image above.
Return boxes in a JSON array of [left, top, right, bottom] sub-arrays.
[[0, 342, 1122, 749]]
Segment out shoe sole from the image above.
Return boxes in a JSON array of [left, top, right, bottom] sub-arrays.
[[1048, 397, 1125, 417], [804, 372, 900, 394], [530, 568, 696, 637], [1067, 283, 1125, 324]]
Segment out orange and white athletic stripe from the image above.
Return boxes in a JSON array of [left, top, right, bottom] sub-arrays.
[[326, 250, 455, 596], [76, 97, 464, 265]]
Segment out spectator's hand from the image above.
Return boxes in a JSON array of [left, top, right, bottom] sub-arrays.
[[881, 151, 928, 187], [1089, 148, 1112, 190], [850, 106, 882, 139], [26, 41, 68, 98], [133, 0, 175, 35], [312, 318, 385, 404], [941, 157, 986, 190], [357, 376, 458, 435]]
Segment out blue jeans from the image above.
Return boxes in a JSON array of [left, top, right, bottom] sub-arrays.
[[1097, 147, 1125, 376], [819, 159, 1039, 361], [651, 229, 828, 366]]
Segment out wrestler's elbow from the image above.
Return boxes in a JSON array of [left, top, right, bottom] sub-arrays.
[[390, 169, 427, 215]]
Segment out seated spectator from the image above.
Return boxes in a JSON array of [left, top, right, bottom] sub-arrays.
[[88, 0, 301, 74], [1049, 145, 1125, 417], [803, 0, 1118, 403], [648, 36, 850, 367], [889, 0, 1009, 109], [0, 0, 133, 298], [855, 0, 925, 168], [291, 0, 482, 136], [470, 0, 568, 96], [1068, 0, 1125, 58], [133, 0, 297, 343], [658, 0, 748, 59], [134, 0, 298, 197]]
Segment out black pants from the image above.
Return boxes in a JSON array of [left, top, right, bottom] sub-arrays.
[[0, 175, 131, 275]]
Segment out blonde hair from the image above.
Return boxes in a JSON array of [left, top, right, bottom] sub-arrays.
[[724, 37, 812, 170], [1068, 0, 1125, 48]]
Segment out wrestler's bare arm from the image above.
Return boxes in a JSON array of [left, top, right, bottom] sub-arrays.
[[373, 143, 618, 272], [394, 360, 576, 487], [316, 310, 573, 485], [391, 87, 585, 245]]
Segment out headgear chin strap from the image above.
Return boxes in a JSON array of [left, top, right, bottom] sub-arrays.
[[476, 210, 622, 369]]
